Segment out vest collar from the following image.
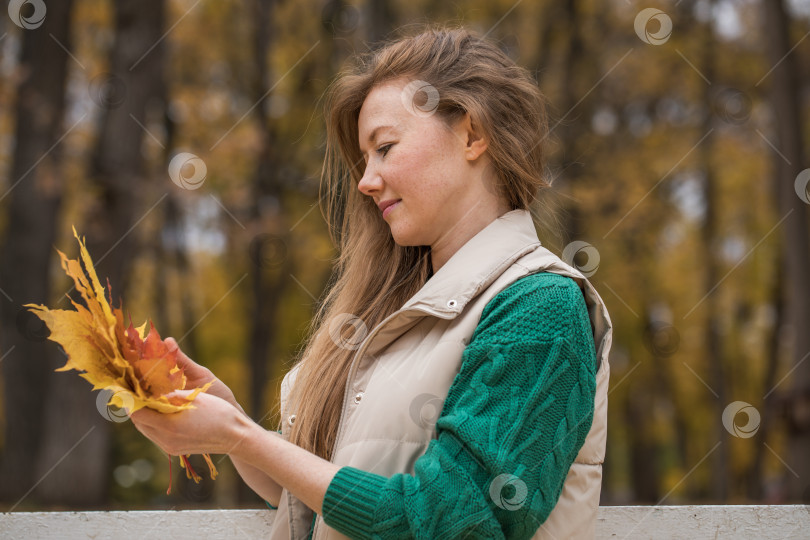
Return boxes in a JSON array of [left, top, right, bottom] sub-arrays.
[[402, 209, 541, 316]]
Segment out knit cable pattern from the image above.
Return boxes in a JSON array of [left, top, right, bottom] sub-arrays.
[[322, 272, 598, 539]]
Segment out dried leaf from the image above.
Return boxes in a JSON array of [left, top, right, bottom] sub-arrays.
[[24, 226, 217, 488]]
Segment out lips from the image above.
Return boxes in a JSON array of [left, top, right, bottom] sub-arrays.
[[378, 199, 401, 218], [382, 201, 400, 218]]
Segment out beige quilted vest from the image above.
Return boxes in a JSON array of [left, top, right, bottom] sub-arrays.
[[267, 209, 612, 539]]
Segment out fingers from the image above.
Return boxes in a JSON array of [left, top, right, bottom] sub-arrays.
[[164, 389, 196, 401], [166, 337, 185, 358], [166, 337, 199, 368], [128, 405, 166, 426]]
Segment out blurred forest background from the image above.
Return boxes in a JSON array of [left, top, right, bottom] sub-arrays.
[[1, 0, 809, 511]]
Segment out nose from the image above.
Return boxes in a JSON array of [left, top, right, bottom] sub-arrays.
[[357, 161, 382, 196]]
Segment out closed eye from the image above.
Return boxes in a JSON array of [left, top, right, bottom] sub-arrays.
[[377, 143, 393, 157]]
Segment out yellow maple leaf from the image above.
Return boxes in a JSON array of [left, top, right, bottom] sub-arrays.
[[24, 226, 217, 487]]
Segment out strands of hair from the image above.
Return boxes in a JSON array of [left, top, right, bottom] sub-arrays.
[[283, 23, 555, 462]]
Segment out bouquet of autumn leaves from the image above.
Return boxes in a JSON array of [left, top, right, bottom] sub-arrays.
[[25, 226, 217, 492]]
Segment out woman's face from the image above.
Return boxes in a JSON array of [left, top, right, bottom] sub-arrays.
[[357, 78, 504, 254]]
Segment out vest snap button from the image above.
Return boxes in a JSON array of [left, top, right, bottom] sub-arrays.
[[288, 414, 296, 426], [447, 299, 457, 308], [354, 392, 364, 404]]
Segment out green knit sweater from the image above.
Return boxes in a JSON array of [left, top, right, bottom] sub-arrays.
[[303, 272, 597, 539]]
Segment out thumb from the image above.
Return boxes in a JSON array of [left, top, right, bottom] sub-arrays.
[[165, 389, 196, 400], [166, 337, 198, 369], [163, 388, 201, 408], [129, 404, 163, 424]]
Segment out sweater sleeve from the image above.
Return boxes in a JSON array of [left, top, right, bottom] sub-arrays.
[[321, 272, 598, 540]]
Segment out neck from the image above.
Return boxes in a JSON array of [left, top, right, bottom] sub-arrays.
[[430, 201, 512, 274]]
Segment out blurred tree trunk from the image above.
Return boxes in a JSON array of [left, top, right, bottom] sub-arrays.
[[238, 0, 297, 503], [645, 308, 692, 500], [365, 0, 393, 44], [624, 388, 658, 502], [0, 0, 75, 505], [247, 0, 282, 422], [761, 0, 810, 500], [153, 65, 201, 363], [748, 267, 784, 499], [553, 0, 589, 243], [322, 0, 359, 70], [697, 0, 729, 502], [33, 0, 167, 505], [533, 1, 557, 87], [154, 197, 200, 361]]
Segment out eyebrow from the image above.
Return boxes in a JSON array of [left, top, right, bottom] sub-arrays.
[[360, 125, 398, 155]]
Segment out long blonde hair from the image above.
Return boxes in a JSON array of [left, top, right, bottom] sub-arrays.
[[282, 24, 552, 461]]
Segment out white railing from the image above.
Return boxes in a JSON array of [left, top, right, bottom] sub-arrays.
[[1, 505, 808, 539]]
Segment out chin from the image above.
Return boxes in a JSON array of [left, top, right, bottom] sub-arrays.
[[391, 235, 417, 247], [389, 227, 421, 247]]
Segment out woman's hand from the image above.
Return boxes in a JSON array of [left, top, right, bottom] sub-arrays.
[[131, 386, 340, 515], [144, 338, 288, 506], [129, 390, 252, 457], [165, 337, 247, 416]]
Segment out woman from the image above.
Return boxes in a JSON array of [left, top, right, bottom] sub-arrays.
[[131, 25, 612, 539]]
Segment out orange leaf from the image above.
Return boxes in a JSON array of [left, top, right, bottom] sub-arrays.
[[24, 226, 205, 413], [23, 226, 218, 487]]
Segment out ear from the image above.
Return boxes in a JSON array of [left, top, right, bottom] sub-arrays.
[[458, 112, 488, 161]]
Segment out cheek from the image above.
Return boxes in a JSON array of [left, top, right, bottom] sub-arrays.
[[390, 142, 451, 194]]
